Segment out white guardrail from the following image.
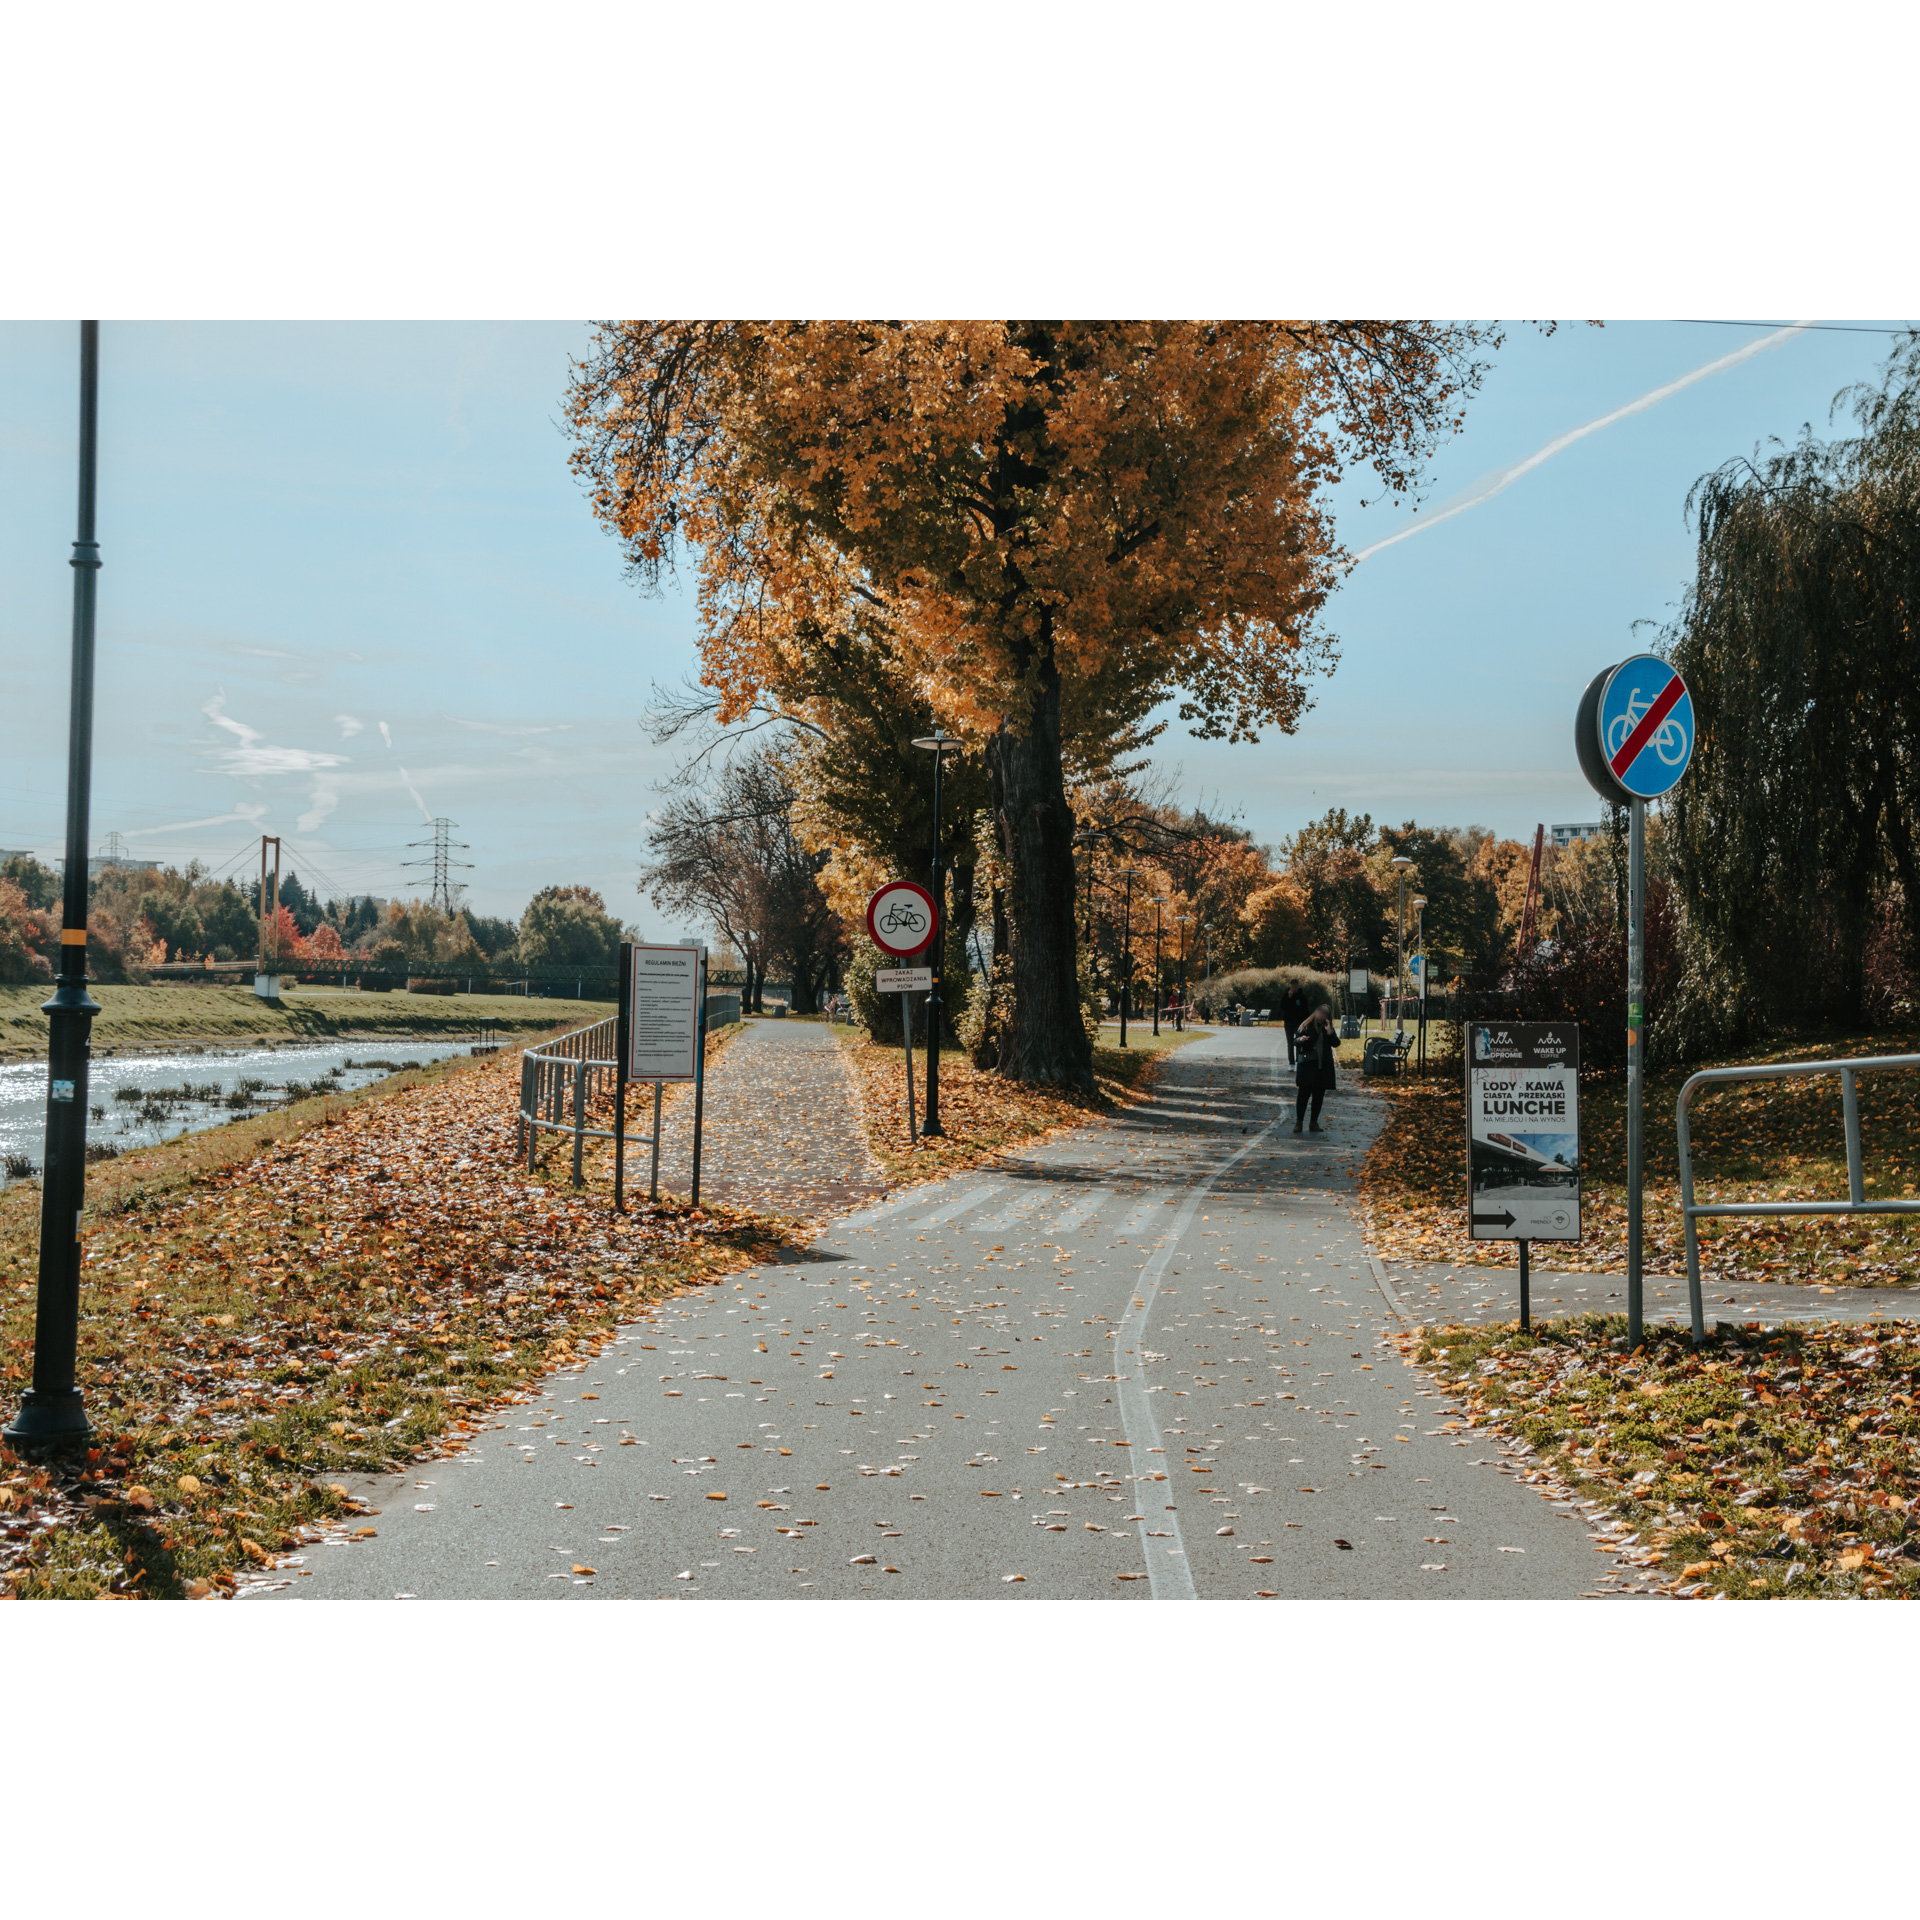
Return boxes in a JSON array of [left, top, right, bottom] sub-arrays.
[[515, 994, 742, 1198], [1677, 1052, 1920, 1343], [517, 1017, 618, 1185]]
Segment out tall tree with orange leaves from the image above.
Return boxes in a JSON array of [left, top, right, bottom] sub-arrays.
[[569, 322, 1494, 1086]]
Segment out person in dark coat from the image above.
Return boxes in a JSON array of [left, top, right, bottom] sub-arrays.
[[1281, 983, 1311, 1063], [1294, 1005, 1336, 1133]]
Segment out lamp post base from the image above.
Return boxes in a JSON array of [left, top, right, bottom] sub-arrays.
[[4, 1386, 91, 1449]]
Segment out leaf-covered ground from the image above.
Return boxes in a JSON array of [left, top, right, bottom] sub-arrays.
[[1361, 1027, 1920, 1286], [1, 1044, 782, 1599], [1401, 1316, 1920, 1598], [836, 1028, 1196, 1186]]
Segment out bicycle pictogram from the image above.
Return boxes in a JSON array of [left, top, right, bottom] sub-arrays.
[[1605, 686, 1689, 766], [866, 879, 938, 956]]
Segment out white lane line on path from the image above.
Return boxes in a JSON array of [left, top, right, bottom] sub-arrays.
[[1050, 1189, 1109, 1234], [1368, 1251, 1411, 1325], [1115, 1196, 1169, 1237], [908, 1184, 1006, 1228], [842, 1187, 934, 1230], [971, 1187, 1051, 1232], [1116, 1033, 1288, 1601]]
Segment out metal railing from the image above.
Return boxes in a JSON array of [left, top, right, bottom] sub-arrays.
[[518, 1017, 618, 1186], [1677, 1052, 1920, 1343]]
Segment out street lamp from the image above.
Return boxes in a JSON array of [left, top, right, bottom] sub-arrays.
[[1391, 855, 1414, 1039], [910, 727, 962, 1139], [1072, 827, 1098, 1011], [1072, 827, 1097, 939], [1151, 895, 1168, 1037], [1411, 893, 1428, 1073], [1117, 867, 1137, 1049], [7, 322, 103, 1450], [1174, 914, 1194, 1031], [1202, 920, 1214, 1014]]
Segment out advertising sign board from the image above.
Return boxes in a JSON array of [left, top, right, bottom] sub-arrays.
[[1466, 1022, 1581, 1242]]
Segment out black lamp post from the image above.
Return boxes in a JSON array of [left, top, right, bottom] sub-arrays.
[[910, 728, 961, 1139], [7, 322, 103, 1451], [1151, 895, 1167, 1036], [1073, 827, 1100, 1014], [1117, 867, 1136, 1049], [1175, 914, 1192, 1032], [1412, 893, 1428, 1074]]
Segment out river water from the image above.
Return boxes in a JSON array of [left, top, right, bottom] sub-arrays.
[[0, 1038, 485, 1181]]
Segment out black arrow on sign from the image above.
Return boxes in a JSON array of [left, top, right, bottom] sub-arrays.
[[1472, 1209, 1516, 1228]]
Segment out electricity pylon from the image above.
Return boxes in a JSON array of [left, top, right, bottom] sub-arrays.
[[402, 817, 472, 915]]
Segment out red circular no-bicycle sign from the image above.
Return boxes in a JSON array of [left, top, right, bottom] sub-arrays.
[[866, 881, 937, 958]]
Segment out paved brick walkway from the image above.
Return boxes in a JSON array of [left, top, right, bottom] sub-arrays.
[[646, 1016, 887, 1222]]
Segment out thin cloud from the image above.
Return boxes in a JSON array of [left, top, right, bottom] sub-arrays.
[[122, 806, 267, 838], [296, 781, 342, 833], [201, 690, 349, 778], [397, 767, 433, 821], [335, 714, 365, 739], [1351, 321, 1817, 565], [378, 722, 394, 750], [439, 712, 574, 736]]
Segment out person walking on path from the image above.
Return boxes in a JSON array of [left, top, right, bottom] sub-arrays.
[[1294, 1004, 1336, 1133], [1281, 982, 1310, 1064]]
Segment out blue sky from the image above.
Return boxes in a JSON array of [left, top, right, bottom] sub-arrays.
[[0, 318, 1907, 920]]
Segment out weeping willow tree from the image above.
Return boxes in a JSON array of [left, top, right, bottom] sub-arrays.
[[1664, 331, 1920, 1031]]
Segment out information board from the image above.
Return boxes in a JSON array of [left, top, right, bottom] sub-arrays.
[[875, 967, 933, 993], [626, 942, 705, 1082], [1465, 1022, 1581, 1242]]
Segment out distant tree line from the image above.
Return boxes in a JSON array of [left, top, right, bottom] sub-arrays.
[[0, 854, 638, 987]]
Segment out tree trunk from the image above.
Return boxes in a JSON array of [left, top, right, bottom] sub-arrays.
[[985, 656, 1094, 1089]]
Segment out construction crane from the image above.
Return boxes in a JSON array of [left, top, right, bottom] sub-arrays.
[[1516, 823, 1545, 963]]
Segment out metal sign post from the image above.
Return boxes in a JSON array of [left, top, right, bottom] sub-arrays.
[[867, 883, 937, 1149], [1577, 653, 1695, 1346], [614, 942, 630, 1212], [690, 964, 709, 1206]]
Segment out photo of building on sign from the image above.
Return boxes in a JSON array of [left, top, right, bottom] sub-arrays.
[[1466, 1023, 1581, 1242]]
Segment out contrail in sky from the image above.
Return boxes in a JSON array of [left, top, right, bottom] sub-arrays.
[[1350, 321, 1817, 565]]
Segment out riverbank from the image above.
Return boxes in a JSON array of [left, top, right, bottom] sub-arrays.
[[0, 983, 616, 1062], [0, 1036, 783, 1599]]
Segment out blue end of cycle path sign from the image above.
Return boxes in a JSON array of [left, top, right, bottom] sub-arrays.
[[1592, 653, 1694, 800]]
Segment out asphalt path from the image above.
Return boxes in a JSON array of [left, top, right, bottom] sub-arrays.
[[269, 1026, 1621, 1601], [1380, 1254, 1919, 1332]]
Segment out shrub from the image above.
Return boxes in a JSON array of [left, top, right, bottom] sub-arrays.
[[1191, 964, 1339, 1022]]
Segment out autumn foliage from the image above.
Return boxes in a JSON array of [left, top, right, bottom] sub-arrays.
[[569, 322, 1494, 1086]]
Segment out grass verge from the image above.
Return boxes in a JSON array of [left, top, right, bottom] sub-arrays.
[[1399, 1315, 1920, 1598], [0, 983, 617, 1062], [1360, 1025, 1920, 1285], [0, 1031, 784, 1599], [835, 1028, 1201, 1186]]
